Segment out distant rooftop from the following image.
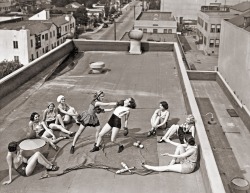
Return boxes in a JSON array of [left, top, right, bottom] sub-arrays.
[[230, 1, 250, 12], [201, 5, 230, 13], [0, 15, 68, 34], [227, 10, 250, 32], [137, 11, 174, 21]]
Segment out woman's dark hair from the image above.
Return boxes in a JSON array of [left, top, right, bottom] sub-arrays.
[[160, 101, 168, 110], [128, 98, 136, 109], [94, 90, 104, 101], [47, 102, 55, 108], [30, 112, 39, 121], [185, 135, 195, 146], [8, 141, 18, 152]]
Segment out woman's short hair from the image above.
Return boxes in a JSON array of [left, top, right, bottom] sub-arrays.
[[128, 98, 136, 109], [160, 101, 168, 110], [186, 114, 195, 124], [185, 135, 195, 146], [8, 141, 18, 152], [48, 102, 55, 108], [30, 112, 39, 121]]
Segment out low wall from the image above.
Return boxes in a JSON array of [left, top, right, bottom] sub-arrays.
[[73, 39, 174, 52], [0, 40, 74, 99], [187, 71, 217, 81], [216, 72, 250, 129], [173, 43, 226, 193]]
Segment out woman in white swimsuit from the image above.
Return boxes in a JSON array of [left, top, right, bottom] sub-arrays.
[[147, 101, 170, 137], [90, 97, 136, 153]]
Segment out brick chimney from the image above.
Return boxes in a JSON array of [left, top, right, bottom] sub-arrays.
[[243, 13, 250, 28]]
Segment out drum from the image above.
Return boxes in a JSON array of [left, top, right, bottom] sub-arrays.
[[19, 139, 49, 157]]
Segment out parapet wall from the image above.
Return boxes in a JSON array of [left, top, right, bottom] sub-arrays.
[[73, 39, 174, 52], [173, 44, 226, 193], [0, 40, 74, 99]]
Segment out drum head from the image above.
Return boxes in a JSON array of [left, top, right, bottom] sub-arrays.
[[19, 139, 46, 151]]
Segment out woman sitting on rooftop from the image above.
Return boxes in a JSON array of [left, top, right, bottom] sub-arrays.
[[147, 101, 170, 137], [2, 141, 59, 185], [28, 112, 67, 150], [158, 114, 195, 144], [142, 135, 198, 174]]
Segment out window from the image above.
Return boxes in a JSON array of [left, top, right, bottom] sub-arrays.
[[205, 22, 207, 31], [216, 24, 221, 33], [14, 56, 19, 62], [45, 33, 48, 40], [153, 29, 158, 33], [31, 54, 34, 60], [209, 39, 214, 47], [65, 26, 67, 31], [143, 29, 147, 33], [42, 48, 44, 53], [42, 35, 44, 39], [13, 41, 18, 49], [30, 39, 33, 48], [164, 29, 168, 33], [204, 36, 206, 45], [168, 29, 172, 33], [215, 39, 220, 47], [57, 41, 59, 46], [50, 32, 52, 38], [36, 51, 38, 58], [53, 31, 55, 37], [211, 24, 216, 33]]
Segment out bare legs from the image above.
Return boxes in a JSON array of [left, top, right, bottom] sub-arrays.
[[63, 108, 79, 124], [25, 152, 54, 176], [91, 124, 124, 153], [41, 132, 65, 150], [142, 145, 185, 173], [148, 116, 166, 137], [158, 124, 179, 142]]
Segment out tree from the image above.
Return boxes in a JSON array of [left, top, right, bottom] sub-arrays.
[[73, 6, 89, 26]]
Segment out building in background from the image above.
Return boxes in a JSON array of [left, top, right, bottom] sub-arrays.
[[196, 4, 235, 55], [161, 0, 246, 21], [0, 10, 75, 65], [218, 10, 250, 110], [134, 11, 177, 34]]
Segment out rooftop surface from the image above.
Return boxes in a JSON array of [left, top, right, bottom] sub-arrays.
[[0, 50, 206, 193], [137, 12, 174, 21]]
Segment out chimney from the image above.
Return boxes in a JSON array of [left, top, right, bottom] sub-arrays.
[[46, 10, 50, 20], [65, 14, 70, 21]]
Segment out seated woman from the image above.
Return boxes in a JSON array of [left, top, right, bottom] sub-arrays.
[[142, 135, 198, 174], [2, 141, 59, 185], [28, 112, 67, 150], [158, 114, 195, 144], [147, 101, 170, 137], [90, 97, 136, 153], [43, 102, 75, 137], [57, 95, 79, 125]]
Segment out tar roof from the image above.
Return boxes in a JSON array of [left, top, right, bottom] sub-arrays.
[[138, 12, 174, 21], [0, 20, 53, 34], [227, 10, 250, 32], [230, 1, 250, 12]]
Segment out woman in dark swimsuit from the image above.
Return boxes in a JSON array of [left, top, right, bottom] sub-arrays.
[[70, 91, 117, 154], [2, 141, 59, 185]]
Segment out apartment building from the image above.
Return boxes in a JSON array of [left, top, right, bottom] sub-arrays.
[[196, 5, 235, 55], [218, 11, 250, 111], [0, 1, 11, 13], [0, 10, 75, 65], [134, 11, 177, 34]]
